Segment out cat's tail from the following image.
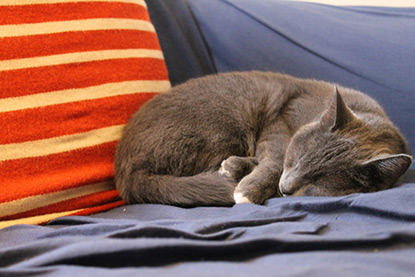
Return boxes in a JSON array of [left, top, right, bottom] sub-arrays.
[[115, 170, 237, 206]]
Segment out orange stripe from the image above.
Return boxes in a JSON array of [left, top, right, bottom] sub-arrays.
[[0, 210, 81, 228], [1, 141, 117, 202], [0, 2, 149, 25], [0, 189, 121, 221], [1, 93, 156, 144], [0, 181, 115, 217], [0, 200, 125, 227], [0, 30, 161, 60], [0, 58, 169, 98]]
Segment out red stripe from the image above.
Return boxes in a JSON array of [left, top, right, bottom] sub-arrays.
[[0, 30, 161, 60], [1, 93, 157, 144], [0, 58, 169, 98], [1, 141, 118, 202], [0, 190, 122, 221], [0, 2, 149, 25]]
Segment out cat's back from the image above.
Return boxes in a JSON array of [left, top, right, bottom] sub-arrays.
[[126, 72, 295, 136], [127, 72, 266, 133]]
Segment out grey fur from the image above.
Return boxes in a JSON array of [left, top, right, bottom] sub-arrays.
[[114, 71, 411, 206]]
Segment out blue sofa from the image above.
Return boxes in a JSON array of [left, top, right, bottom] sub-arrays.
[[1, 1, 414, 276]]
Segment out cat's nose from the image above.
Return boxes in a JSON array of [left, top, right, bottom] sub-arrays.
[[280, 184, 296, 197], [279, 170, 296, 197], [280, 187, 294, 197]]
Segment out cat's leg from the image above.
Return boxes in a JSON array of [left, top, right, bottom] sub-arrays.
[[233, 119, 290, 204], [233, 158, 282, 204], [219, 156, 258, 181]]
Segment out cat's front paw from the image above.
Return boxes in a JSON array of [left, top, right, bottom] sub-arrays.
[[218, 156, 258, 181], [233, 174, 278, 205], [234, 192, 253, 204], [233, 184, 260, 204]]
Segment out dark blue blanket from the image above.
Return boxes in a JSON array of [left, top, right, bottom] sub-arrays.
[[1, 172, 415, 276]]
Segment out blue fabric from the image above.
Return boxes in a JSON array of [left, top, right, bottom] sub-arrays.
[[149, 0, 415, 156], [1, 178, 415, 276], [146, 0, 217, 85]]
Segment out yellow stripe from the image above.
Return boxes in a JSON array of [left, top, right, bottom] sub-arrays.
[[0, 181, 115, 218], [0, 209, 83, 229], [0, 49, 163, 71], [0, 125, 125, 162], [0, 0, 146, 7], [0, 18, 155, 38], [0, 48, 163, 72], [1, 47, 162, 72], [0, 80, 170, 113]]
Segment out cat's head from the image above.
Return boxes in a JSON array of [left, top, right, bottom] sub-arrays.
[[279, 88, 412, 197]]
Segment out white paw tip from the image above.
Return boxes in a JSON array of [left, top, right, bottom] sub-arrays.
[[234, 192, 252, 204], [218, 160, 231, 177]]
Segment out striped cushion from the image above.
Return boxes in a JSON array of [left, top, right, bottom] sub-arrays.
[[0, 0, 170, 228]]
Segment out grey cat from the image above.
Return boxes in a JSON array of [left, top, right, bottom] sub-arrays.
[[114, 71, 412, 206]]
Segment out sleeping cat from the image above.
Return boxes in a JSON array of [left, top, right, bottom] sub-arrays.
[[114, 71, 412, 206]]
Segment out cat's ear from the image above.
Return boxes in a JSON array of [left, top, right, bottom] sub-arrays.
[[359, 154, 412, 189], [321, 87, 356, 131]]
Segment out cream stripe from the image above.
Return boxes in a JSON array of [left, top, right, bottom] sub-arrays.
[[0, 125, 125, 162], [0, 181, 115, 218], [0, 209, 83, 229], [0, 0, 146, 6], [0, 18, 155, 38], [0, 49, 164, 71], [0, 80, 170, 113]]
